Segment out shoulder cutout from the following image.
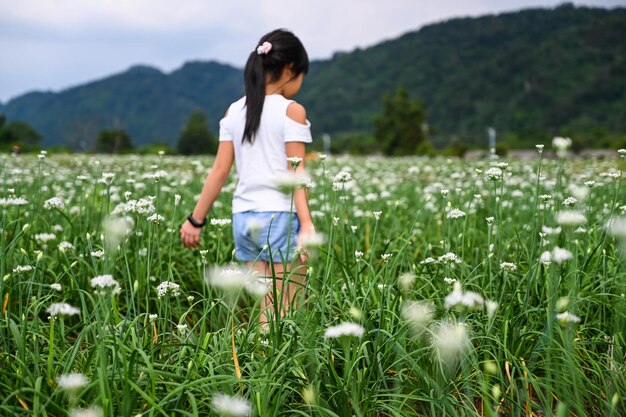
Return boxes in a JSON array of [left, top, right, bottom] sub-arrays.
[[286, 102, 307, 125]]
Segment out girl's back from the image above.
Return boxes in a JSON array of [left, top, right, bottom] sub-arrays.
[[219, 94, 311, 213]]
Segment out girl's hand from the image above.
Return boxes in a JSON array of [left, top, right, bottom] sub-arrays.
[[180, 220, 202, 248], [296, 222, 316, 263]]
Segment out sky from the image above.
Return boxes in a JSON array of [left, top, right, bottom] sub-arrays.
[[0, 0, 623, 103]]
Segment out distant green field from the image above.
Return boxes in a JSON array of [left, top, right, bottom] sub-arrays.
[[1, 148, 624, 416]]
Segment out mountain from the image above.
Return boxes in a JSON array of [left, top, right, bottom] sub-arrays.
[[1, 4, 625, 149], [1, 62, 242, 149]]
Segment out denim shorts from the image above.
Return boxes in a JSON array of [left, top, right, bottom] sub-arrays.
[[232, 211, 300, 262]]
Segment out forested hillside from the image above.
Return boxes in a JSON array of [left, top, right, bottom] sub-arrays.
[[1, 4, 624, 149]]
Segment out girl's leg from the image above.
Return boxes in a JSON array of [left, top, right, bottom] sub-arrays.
[[247, 260, 307, 330]]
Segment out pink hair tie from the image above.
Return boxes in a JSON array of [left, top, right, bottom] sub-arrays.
[[256, 41, 272, 55]]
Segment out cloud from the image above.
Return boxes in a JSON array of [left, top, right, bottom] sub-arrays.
[[0, 0, 623, 102]]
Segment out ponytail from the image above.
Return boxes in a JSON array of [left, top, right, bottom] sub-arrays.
[[242, 29, 309, 144]]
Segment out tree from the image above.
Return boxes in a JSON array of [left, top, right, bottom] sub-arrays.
[[373, 88, 431, 156], [0, 117, 42, 151], [95, 128, 134, 154], [176, 110, 217, 155]]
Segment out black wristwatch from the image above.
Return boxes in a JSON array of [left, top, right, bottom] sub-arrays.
[[187, 213, 206, 228]]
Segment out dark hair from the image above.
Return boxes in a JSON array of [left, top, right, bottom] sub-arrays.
[[242, 29, 309, 144]]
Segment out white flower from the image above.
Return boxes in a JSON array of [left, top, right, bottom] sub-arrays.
[[438, 252, 462, 264], [444, 282, 484, 310], [211, 393, 251, 417], [50, 283, 62, 291], [402, 301, 435, 335], [324, 322, 365, 338], [210, 218, 232, 227], [13, 265, 33, 273], [443, 277, 456, 284], [333, 170, 352, 183], [432, 321, 470, 365], [174, 194, 181, 205], [287, 156, 303, 168], [536, 144, 544, 153], [35, 233, 56, 243], [0, 197, 28, 206], [47, 302, 81, 317], [102, 215, 133, 251], [556, 210, 586, 226], [485, 300, 498, 317], [176, 324, 188, 332], [372, 211, 382, 220], [440, 189, 449, 198], [556, 311, 581, 323], [149, 314, 158, 322], [561, 197, 577, 207], [90, 250, 104, 258], [147, 213, 165, 224], [420, 257, 437, 265], [485, 217, 494, 225], [447, 208, 466, 219], [69, 406, 103, 417], [398, 272, 415, 291], [90, 274, 120, 293], [354, 251, 364, 259], [485, 167, 502, 181], [605, 216, 626, 238], [499, 262, 517, 272], [156, 281, 181, 298], [552, 136, 572, 152], [381, 253, 393, 262], [204, 265, 267, 297], [541, 246, 573, 264], [43, 197, 65, 210], [57, 373, 89, 390]]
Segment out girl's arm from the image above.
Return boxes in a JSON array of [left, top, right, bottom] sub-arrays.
[[285, 102, 315, 262], [180, 141, 234, 248]]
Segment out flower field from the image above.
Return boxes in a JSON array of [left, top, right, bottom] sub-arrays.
[[1, 148, 625, 416]]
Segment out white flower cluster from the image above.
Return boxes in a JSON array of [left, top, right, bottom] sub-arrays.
[[0, 197, 28, 206], [147, 213, 165, 224], [210, 218, 232, 227], [287, 156, 303, 168], [57, 372, 89, 390], [211, 393, 251, 417], [402, 301, 435, 335], [432, 321, 470, 364], [556, 311, 581, 323], [540, 246, 573, 264], [552, 136, 572, 156], [447, 208, 466, 219], [47, 302, 81, 317], [43, 197, 65, 210], [13, 265, 33, 273], [204, 265, 268, 297], [156, 281, 181, 298], [556, 210, 586, 226], [112, 197, 156, 215], [90, 274, 121, 294], [324, 321, 365, 338], [58, 240, 74, 252], [444, 282, 484, 310], [35, 233, 56, 243], [499, 262, 517, 272], [485, 167, 503, 181]]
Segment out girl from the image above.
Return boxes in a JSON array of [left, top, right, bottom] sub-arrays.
[[179, 29, 315, 328]]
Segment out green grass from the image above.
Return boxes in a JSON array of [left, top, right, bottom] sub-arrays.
[[0, 150, 624, 416]]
